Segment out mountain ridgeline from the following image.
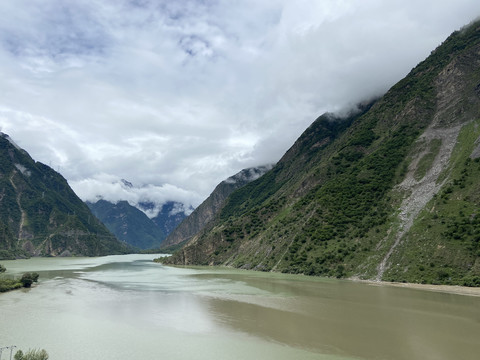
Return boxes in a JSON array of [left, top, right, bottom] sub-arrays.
[[145, 201, 190, 236], [87, 200, 189, 250], [87, 200, 166, 250], [161, 166, 273, 250], [0, 134, 130, 259], [165, 21, 480, 286]]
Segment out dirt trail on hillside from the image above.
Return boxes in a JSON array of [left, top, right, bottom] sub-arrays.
[[375, 124, 462, 281]]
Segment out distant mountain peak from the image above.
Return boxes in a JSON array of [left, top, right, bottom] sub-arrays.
[[87, 199, 191, 249], [121, 179, 133, 188], [161, 164, 273, 249]]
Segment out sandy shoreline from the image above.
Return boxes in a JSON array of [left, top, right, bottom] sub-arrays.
[[353, 278, 480, 297]]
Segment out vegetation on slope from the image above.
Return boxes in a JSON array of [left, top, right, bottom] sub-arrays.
[[166, 20, 480, 286], [385, 120, 480, 286], [87, 200, 166, 250], [0, 134, 130, 259], [161, 166, 273, 248]]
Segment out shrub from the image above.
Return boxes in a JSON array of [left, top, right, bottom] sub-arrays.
[[14, 349, 49, 360], [20, 272, 40, 288]]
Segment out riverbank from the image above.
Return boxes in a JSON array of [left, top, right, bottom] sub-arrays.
[[0, 264, 22, 292], [2, 254, 480, 360], [0, 268, 39, 293], [160, 262, 480, 297], [0, 278, 23, 293], [355, 278, 480, 297]]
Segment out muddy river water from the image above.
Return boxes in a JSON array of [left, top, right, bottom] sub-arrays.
[[1, 254, 479, 359]]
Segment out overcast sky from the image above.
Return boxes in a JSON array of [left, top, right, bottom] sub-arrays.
[[1, 1, 479, 213]]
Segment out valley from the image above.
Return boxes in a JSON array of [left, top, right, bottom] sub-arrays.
[[2, 4, 480, 360], [2, 20, 480, 287], [164, 20, 480, 286]]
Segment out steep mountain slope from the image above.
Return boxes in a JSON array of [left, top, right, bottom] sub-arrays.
[[87, 199, 166, 249], [144, 201, 190, 235], [165, 21, 480, 286], [84, 177, 190, 249], [0, 133, 130, 259], [161, 166, 273, 249]]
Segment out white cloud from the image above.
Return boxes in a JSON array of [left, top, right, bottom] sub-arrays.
[[70, 173, 201, 217], [1, 0, 480, 206]]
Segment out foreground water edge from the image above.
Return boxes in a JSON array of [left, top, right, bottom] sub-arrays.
[[1, 254, 480, 360]]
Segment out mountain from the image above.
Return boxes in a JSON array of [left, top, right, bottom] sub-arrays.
[[165, 20, 480, 286], [161, 166, 273, 250], [85, 177, 191, 249], [0, 133, 130, 259], [150, 201, 191, 235], [87, 199, 166, 250]]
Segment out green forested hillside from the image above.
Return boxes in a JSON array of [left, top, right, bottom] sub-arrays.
[[0, 133, 130, 259], [87, 199, 166, 250], [165, 20, 480, 286], [161, 166, 273, 249]]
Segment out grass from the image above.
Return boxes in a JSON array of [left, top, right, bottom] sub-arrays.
[[384, 120, 480, 285], [414, 138, 442, 181]]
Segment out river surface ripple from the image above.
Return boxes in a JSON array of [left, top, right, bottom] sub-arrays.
[[1, 254, 479, 360]]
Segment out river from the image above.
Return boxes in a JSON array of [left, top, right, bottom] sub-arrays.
[[0, 254, 479, 360]]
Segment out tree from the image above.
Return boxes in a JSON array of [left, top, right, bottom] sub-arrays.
[[20, 272, 40, 288], [0, 264, 5, 273]]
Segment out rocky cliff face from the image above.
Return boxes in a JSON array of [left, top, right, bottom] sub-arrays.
[[0, 133, 129, 259], [165, 21, 480, 286], [161, 166, 273, 249]]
